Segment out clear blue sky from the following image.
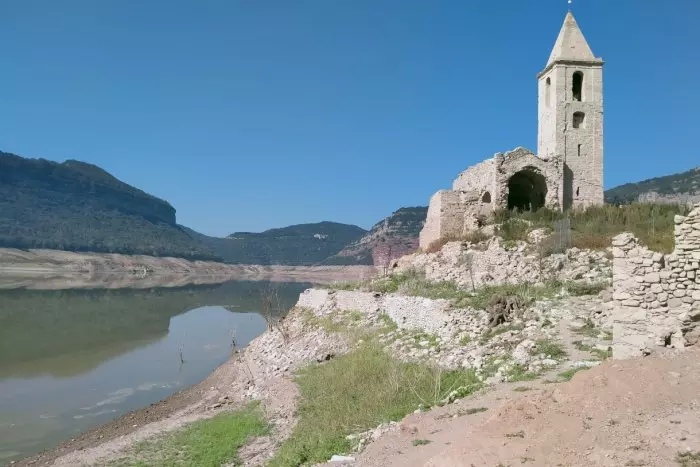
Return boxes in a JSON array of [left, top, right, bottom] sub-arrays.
[[1, 1, 697, 236]]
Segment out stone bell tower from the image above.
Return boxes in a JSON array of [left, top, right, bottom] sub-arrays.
[[537, 11, 604, 209]]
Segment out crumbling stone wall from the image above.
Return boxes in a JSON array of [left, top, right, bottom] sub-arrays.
[[419, 147, 561, 249], [612, 204, 700, 359], [398, 236, 611, 289]]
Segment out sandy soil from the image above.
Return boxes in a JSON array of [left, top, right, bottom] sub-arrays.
[[0, 247, 376, 289], [341, 349, 700, 467]]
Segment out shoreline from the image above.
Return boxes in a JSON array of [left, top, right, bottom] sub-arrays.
[[0, 247, 376, 290], [14, 344, 241, 466], [15, 289, 346, 467]]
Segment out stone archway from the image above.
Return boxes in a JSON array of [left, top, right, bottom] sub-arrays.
[[507, 169, 547, 211]]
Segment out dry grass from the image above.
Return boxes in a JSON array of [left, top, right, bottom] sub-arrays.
[[425, 230, 491, 253], [494, 203, 687, 253], [268, 342, 481, 466]]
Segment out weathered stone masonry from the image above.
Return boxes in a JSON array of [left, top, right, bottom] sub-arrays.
[[419, 12, 604, 249], [612, 204, 700, 359]]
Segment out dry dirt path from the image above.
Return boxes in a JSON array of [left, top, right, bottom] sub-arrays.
[[330, 349, 700, 467]]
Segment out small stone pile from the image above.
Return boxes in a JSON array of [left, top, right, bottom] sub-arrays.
[[612, 203, 700, 359], [395, 236, 611, 288]]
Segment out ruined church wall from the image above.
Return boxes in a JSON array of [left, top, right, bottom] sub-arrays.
[[419, 190, 466, 249], [612, 205, 700, 359], [452, 159, 495, 197], [419, 190, 487, 250], [493, 148, 562, 210]]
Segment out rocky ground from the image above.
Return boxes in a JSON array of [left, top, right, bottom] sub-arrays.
[[15, 238, 700, 467], [330, 349, 700, 467], [395, 234, 612, 289]]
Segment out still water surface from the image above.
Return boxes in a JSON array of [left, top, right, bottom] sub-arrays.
[[0, 280, 308, 463]]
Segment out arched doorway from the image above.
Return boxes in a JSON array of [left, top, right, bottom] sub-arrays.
[[507, 169, 547, 211]]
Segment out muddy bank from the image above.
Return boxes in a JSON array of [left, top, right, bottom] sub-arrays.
[[0, 248, 376, 289]]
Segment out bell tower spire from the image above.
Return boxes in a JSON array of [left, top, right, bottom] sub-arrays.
[[537, 11, 604, 209]]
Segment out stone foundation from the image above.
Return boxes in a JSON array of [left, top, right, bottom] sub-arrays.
[[612, 204, 700, 359]]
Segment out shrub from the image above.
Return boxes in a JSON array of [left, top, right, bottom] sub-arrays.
[[425, 230, 491, 254], [558, 366, 588, 381], [504, 364, 538, 382], [676, 451, 700, 467], [491, 203, 686, 253], [496, 218, 530, 243], [564, 281, 609, 296], [531, 339, 567, 360], [464, 281, 562, 310]]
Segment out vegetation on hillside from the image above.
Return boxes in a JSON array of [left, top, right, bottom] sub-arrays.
[[110, 403, 268, 467], [0, 152, 219, 260], [268, 342, 480, 466], [604, 166, 700, 204], [187, 222, 367, 265], [330, 270, 607, 310], [426, 203, 688, 254], [491, 203, 687, 253], [0, 151, 367, 264]]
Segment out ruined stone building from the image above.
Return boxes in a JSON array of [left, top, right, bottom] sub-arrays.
[[420, 12, 604, 249]]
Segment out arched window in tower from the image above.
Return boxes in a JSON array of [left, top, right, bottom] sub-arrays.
[[572, 71, 583, 101], [573, 111, 586, 129], [545, 77, 551, 108]]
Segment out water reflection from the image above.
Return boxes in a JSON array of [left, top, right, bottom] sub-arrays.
[[0, 280, 308, 463]]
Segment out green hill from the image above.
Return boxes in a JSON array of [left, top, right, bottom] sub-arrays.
[[186, 222, 367, 265], [605, 166, 700, 204], [0, 151, 218, 260]]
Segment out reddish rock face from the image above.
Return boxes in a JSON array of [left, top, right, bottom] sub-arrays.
[[324, 207, 427, 267]]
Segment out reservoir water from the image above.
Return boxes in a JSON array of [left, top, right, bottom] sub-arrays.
[[0, 280, 309, 464]]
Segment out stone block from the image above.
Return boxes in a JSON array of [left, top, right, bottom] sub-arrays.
[[644, 272, 660, 283], [613, 291, 631, 301]]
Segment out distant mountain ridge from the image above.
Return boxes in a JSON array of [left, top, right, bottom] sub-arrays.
[[605, 166, 700, 205], [324, 207, 428, 266], [0, 150, 426, 266], [0, 151, 218, 260], [186, 222, 367, 266]]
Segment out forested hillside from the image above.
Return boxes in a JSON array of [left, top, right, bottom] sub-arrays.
[[187, 222, 367, 265], [0, 151, 219, 260], [605, 166, 700, 204]]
